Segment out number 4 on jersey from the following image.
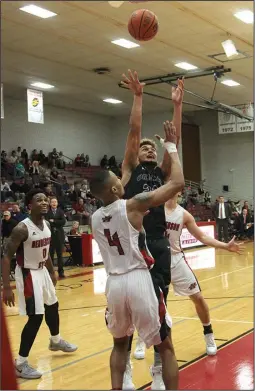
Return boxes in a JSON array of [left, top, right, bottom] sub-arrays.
[[104, 229, 124, 255]]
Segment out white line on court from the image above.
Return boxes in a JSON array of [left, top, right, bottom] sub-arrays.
[[198, 265, 253, 284], [172, 316, 253, 324]]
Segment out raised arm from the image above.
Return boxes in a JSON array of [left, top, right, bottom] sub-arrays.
[[184, 211, 244, 254], [127, 122, 184, 214], [2, 223, 28, 306], [121, 70, 145, 186], [160, 78, 184, 181]]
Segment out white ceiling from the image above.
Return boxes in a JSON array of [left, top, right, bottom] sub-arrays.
[[1, 1, 254, 116]]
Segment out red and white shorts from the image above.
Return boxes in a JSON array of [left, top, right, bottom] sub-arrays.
[[171, 253, 201, 296]]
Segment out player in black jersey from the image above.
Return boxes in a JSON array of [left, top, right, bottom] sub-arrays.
[[120, 70, 184, 390]]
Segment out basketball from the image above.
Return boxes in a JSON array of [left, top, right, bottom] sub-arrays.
[[128, 9, 158, 41]]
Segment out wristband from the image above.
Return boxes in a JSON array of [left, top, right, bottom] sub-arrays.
[[159, 138, 177, 153]]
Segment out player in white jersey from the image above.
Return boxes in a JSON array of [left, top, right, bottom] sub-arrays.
[[2, 189, 77, 380], [90, 123, 184, 390]]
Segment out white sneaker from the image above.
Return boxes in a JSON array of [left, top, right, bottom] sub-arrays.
[[205, 333, 217, 355], [15, 360, 42, 379], [122, 361, 135, 390], [150, 365, 165, 390], [133, 337, 146, 360]]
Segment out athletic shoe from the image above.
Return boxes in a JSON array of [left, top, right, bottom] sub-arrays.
[[205, 333, 217, 355], [133, 337, 146, 360], [15, 360, 42, 379], [49, 338, 78, 352], [122, 360, 135, 390], [150, 365, 165, 390]]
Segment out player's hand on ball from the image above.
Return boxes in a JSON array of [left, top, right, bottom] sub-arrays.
[[155, 121, 177, 145], [50, 272, 58, 287], [3, 286, 15, 307], [172, 77, 184, 106], [121, 69, 145, 96], [227, 236, 245, 254]]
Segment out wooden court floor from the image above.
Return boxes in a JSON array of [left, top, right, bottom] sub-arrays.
[[5, 242, 254, 390]]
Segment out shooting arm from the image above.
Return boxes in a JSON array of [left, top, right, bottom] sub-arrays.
[[121, 94, 142, 186], [184, 211, 228, 250], [127, 152, 184, 213], [2, 223, 28, 289]]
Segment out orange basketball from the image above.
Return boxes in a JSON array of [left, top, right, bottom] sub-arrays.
[[128, 9, 158, 41]]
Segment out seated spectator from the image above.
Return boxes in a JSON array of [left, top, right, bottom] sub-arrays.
[[204, 191, 212, 207], [72, 197, 89, 224], [48, 148, 59, 168], [100, 154, 108, 169], [8, 150, 17, 164], [69, 181, 82, 203], [11, 204, 26, 222], [80, 181, 89, 200], [16, 146, 22, 159], [1, 177, 13, 201], [80, 153, 86, 167], [56, 151, 65, 169], [1, 151, 8, 175], [84, 155, 90, 167], [50, 166, 59, 181], [38, 150, 46, 165], [108, 155, 117, 169], [10, 177, 32, 195], [14, 159, 25, 179], [2, 211, 18, 242], [31, 149, 39, 162], [74, 154, 82, 168], [29, 160, 40, 185], [62, 176, 70, 192], [69, 221, 81, 235], [242, 201, 252, 217], [43, 182, 56, 198], [21, 149, 28, 165], [84, 198, 97, 217], [235, 208, 253, 239]]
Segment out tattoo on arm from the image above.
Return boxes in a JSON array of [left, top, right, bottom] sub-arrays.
[[134, 192, 152, 203], [4, 224, 28, 259]]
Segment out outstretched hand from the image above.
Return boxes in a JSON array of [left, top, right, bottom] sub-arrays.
[[121, 69, 145, 96], [227, 236, 245, 254], [155, 120, 177, 145], [172, 77, 184, 106]]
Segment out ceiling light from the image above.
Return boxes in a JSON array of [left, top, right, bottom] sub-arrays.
[[31, 82, 55, 89], [234, 10, 253, 24], [19, 5, 57, 19], [221, 39, 238, 58], [103, 98, 123, 104], [221, 79, 240, 87], [175, 62, 198, 70], [111, 39, 140, 49]]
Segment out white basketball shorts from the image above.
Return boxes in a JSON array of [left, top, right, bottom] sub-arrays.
[[105, 268, 172, 348], [15, 265, 58, 315], [171, 253, 201, 296]]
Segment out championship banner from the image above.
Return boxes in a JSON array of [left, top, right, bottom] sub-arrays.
[[235, 103, 254, 133], [27, 89, 44, 124], [1, 83, 4, 119], [218, 111, 237, 134]]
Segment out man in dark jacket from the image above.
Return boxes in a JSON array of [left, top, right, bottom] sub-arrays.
[[2, 211, 18, 242], [213, 196, 232, 242], [46, 197, 66, 278]]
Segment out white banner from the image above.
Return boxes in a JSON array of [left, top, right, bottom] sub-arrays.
[[1, 83, 4, 119], [235, 103, 254, 133], [27, 89, 44, 124], [218, 111, 237, 134], [181, 224, 215, 249]]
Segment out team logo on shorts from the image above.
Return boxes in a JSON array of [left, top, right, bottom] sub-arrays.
[[188, 282, 197, 290]]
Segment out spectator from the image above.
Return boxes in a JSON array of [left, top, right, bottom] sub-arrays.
[[49, 148, 59, 168], [29, 161, 40, 185], [1, 177, 12, 201], [213, 196, 232, 242], [14, 159, 25, 179], [235, 208, 253, 239], [21, 149, 28, 165], [74, 154, 82, 168], [242, 201, 251, 217], [84, 198, 97, 217], [56, 151, 65, 169], [72, 197, 89, 224], [38, 150, 46, 165], [80, 181, 88, 200], [100, 154, 108, 169], [44, 182, 55, 198], [16, 146, 22, 159], [8, 150, 17, 164], [46, 197, 66, 278], [84, 155, 90, 167], [108, 155, 117, 169], [50, 166, 59, 181], [69, 181, 82, 203], [11, 204, 26, 222], [31, 149, 39, 162], [80, 153, 86, 167], [69, 221, 80, 235], [1, 151, 8, 174], [62, 176, 70, 192], [204, 191, 212, 207], [2, 211, 18, 242]]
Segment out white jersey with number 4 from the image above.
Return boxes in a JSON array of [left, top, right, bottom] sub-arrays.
[[92, 199, 154, 275], [16, 218, 51, 269], [165, 205, 185, 266]]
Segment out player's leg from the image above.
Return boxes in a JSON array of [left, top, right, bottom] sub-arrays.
[[15, 266, 44, 379], [111, 336, 130, 389], [42, 267, 78, 352], [172, 258, 217, 355]]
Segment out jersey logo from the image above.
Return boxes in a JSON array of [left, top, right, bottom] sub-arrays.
[[166, 222, 180, 231], [32, 232, 36, 236], [188, 282, 197, 290], [102, 215, 112, 223]]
